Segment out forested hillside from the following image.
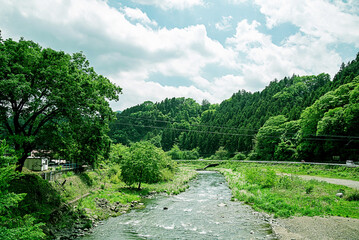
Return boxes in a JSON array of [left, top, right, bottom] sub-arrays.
[[110, 52, 359, 162]]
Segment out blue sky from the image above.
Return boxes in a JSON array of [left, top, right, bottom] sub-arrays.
[[1, 0, 359, 110]]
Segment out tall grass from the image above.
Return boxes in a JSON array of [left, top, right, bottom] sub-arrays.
[[221, 164, 359, 219]]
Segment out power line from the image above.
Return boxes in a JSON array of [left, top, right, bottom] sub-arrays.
[[113, 116, 359, 140], [113, 122, 359, 142], [116, 115, 260, 133]]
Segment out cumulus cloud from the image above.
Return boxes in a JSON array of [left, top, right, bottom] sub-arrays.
[[254, 0, 359, 46], [121, 7, 158, 27], [129, 0, 204, 10], [0, 0, 357, 110], [226, 19, 341, 86]]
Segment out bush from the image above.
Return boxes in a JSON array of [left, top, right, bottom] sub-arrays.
[[231, 152, 246, 160], [209, 147, 230, 160], [167, 145, 199, 160], [246, 151, 259, 160]]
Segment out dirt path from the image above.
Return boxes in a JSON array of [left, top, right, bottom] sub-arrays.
[[281, 174, 359, 190]]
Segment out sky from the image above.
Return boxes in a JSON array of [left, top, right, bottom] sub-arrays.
[[1, 0, 359, 111]]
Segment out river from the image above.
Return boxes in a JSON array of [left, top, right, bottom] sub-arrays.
[[79, 171, 276, 239]]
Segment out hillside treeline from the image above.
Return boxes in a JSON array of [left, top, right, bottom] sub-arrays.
[[110, 53, 359, 162]]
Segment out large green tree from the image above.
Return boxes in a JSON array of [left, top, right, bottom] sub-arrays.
[[121, 141, 175, 190], [0, 36, 122, 171]]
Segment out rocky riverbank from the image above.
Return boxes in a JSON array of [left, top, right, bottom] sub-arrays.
[[51, 198, 144, 240]]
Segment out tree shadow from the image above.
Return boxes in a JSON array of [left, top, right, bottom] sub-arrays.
[[117, 186, 150, 196]]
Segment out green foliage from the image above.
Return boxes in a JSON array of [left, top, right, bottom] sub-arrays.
[[298, 77, 359, 161], [108, 53, 359, 163], [231, 152, 246, 160], [0, 36, 121, 171], [167, 145, 199, 160], [254, 115, 292, 160], [80, 172, 94, 187], [0, 141, 45, 239], [0, 140, 16, 167], [167, 145, 183, 160], [121, 141, 176, 189], [209, 146, 230, 160], [109, 97, 203, 151], [107, 164, 122, 184], [274, 140, 297, 161], [109, 143, 129, 164]]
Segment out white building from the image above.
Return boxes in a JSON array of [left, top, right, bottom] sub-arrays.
[[24, 151, 49, 171]]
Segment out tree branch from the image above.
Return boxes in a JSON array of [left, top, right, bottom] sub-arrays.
[[32, 109, 60, 136], [21, 103, 52, 133]]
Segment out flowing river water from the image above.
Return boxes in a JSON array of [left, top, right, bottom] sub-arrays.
[[79, 171, 276, 240]]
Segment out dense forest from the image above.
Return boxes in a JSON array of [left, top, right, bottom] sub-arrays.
[[110, 52, 359, 162]]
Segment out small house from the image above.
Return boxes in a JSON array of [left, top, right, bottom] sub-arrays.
[[24, 151, 49, 171]]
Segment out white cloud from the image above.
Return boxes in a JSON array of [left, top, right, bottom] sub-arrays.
[[121, 7, 157, 27], [110, 73, 215, 110], [215, 16, 233, 31], [226, 19, 341, 86], [0, 0, 357, 111], [129, 0, 204, 10], [254, 0, 359, 47]]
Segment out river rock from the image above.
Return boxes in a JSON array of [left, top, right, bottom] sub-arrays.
[[218, 203, 227, 207], [336, 193, 344, 198]]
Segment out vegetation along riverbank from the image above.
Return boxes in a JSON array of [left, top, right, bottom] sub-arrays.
[[1, 36, 359, 239]]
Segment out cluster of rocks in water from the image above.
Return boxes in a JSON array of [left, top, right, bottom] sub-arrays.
[[52, 198, 143, 240]]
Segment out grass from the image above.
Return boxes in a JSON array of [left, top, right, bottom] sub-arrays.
[[176, 160, 359, 181], [257, 163, 359, 181], [60, 166, 198, 220], [219, 163, 359, 219]]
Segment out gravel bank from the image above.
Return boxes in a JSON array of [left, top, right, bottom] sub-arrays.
[[272, 216, 359, 240], [296, 175, 359, 190]]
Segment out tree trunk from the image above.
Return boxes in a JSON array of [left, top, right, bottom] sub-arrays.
[[137, 182, 141, 190], [15, 153, 28, 172]]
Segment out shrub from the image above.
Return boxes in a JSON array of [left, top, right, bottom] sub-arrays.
[[231, 152, 246, 160], [209, 147, 230, 160]]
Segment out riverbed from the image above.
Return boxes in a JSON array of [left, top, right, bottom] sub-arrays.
[[79, 171, 276, 239]]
